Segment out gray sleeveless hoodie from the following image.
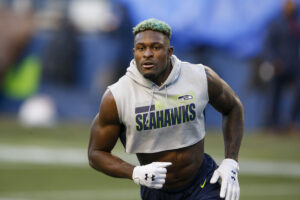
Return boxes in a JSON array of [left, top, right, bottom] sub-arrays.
[[108, 55, 209, 153]]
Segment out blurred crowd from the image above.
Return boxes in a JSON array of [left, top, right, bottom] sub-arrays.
[[0, 0, 299, 134], [251, 0, 300, 134]]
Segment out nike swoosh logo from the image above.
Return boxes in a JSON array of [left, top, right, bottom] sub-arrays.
[[200, 178, 206, 188]]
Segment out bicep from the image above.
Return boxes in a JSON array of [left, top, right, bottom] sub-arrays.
[[205, 67, 241, 115], [88, 90, 121, 153]]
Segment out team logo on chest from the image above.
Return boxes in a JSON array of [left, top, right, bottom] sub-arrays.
[[135, 102, 196, 131]]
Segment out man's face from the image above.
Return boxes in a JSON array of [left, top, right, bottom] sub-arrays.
[[133, 30, 173, 85]]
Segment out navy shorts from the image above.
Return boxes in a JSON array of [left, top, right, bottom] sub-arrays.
[[140, 154, 223, 200]]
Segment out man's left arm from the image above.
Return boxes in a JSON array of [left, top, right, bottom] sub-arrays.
[[205, 66, 244, 200]]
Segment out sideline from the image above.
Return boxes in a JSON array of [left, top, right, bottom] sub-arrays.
[[1, 144, 300, 177]]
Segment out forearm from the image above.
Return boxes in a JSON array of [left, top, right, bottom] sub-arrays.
[[222, 100, 244, 161], [88, 150, 135, 179]]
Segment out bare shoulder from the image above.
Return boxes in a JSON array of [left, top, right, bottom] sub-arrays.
[[204, 65, 221, 88], [204, 66, 242, 114], [204, 65, 226, 100], [98, 89, 120, 126], [89, 89, 121, 152]]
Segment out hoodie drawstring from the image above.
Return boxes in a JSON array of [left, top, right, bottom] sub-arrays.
[[145, 84, 169, 126], [145, 85, 155, 126], [164, 85, 168, 106]]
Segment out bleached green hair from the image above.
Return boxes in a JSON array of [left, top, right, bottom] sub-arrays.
[[133, 18, 172, 38]]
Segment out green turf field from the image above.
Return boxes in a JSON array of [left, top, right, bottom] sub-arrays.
[[1, 116, 300, 200]]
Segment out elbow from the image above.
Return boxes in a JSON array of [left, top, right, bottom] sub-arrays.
[[88, 150, 96, 169], [88, 160, 95, 169], [88, 158, 95, 169], [223, 97, 244, 123], [87, 149, 108, 171], [235, 97, 244, 116], [232, 97, 245, 130]]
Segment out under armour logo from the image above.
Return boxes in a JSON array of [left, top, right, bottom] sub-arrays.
[[151, 175, 155, 181], [145, 174, 155, 181], [231, 176, 236, 181], [231, 170, 236, 175]]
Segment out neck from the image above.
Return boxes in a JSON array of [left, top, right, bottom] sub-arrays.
[[155, 60, 173, 86]]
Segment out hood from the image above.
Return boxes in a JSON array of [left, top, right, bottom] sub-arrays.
[[125, 55, 181, 90]]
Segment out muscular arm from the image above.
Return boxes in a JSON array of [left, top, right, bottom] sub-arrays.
[[205, 66, 244, 161], [88, 90, 134, 179]]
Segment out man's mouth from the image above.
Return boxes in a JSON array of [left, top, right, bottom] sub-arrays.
[[142, 62, 154, 69]]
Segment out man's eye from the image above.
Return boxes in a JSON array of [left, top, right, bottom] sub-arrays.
[[153, 46, 160, 50], [137, 47, 144, 50]]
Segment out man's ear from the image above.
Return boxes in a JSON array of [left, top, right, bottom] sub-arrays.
[[132, 48, 135, 56]]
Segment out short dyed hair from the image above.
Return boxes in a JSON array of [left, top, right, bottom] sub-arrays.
[[133, 18, 172, 38]]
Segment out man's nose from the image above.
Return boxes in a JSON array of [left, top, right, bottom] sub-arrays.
[[144, 48, 153, 57]]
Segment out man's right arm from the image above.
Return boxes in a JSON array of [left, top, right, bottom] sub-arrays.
[[88, 90, 134, 179], [88, 90, 171, 189]]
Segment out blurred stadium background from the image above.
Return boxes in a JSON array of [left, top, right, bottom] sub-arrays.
[[0, 0, 299, 199]]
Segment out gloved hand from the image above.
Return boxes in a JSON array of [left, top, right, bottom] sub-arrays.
[[210, 159, 240, 200], [132, 162, 172, 189]]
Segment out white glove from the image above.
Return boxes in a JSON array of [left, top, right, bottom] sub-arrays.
[[210, 159, 240, 200], [132, 162, 172, 189]]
